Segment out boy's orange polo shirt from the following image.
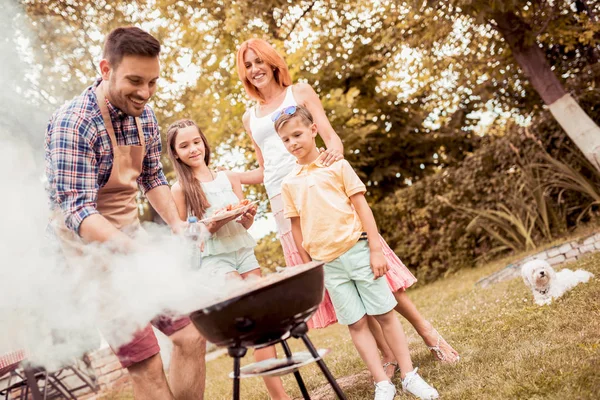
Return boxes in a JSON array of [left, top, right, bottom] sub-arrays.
[[281, 159, 366, 262]]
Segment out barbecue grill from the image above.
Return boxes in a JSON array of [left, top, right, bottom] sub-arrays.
[[190, 261, 346, 400]]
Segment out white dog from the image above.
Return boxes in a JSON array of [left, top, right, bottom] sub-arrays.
[[521, 259, 594, 305]]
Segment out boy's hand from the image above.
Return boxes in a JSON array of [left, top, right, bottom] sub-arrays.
[[370, 250, 389, 278]]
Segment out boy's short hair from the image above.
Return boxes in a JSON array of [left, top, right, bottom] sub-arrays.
[[274, 105, 314, 133], [103, 27, 161, 68]]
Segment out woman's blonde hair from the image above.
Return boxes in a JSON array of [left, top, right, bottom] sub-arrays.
[[166, 119, 211, 218], [236, 38, 292, 104]]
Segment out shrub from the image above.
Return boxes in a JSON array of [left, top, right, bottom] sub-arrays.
[[374, 90, 600, 282]]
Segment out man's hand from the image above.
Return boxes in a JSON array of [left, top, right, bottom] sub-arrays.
[[370, 250, 389, 279], [317, 147, 343, 167], [171, 219, 188, 235]]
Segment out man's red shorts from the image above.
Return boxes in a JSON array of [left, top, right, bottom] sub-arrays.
[[114, 316, 191, 368]]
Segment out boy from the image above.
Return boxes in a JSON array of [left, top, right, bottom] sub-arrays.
[[276, 105, 439, 400]]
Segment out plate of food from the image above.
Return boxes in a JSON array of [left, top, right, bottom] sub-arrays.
[[199, 199, 259, 224]]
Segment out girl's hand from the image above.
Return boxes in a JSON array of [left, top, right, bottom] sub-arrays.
[[205, 214, 238, 233], [317, 147, 344, 167], [237, 205, 257, 230], [370, 250, 389, 278]]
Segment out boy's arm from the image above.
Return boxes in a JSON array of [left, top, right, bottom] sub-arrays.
[[349, 193, 389, 278], [290, 217, 312, 264]]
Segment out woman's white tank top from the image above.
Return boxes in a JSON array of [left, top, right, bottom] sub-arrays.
[[248, 86, 298, 199]]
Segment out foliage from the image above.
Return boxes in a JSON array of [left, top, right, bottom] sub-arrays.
[[16, 0, 600, 280], [374, 89, 600, 282], [254, 231, 285, 274]]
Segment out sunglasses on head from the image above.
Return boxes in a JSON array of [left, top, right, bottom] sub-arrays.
[[271, 105, 297, 122]]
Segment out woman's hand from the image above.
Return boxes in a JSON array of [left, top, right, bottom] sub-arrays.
[[317, 147, 344, 167], [237, 205, 257, 230]]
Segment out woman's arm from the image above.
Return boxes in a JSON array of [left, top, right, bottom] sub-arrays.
[[294, 83, 344, 165], [226, 171, 255, 230], [349, 192, 389, 278], [290, 217, 312, 263], [237, 110, 265, 185]]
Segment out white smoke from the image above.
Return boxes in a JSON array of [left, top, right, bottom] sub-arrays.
[[0, 133, 241, 370], [0, 0, 246, 371]]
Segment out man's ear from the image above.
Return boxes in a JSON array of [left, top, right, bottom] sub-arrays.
[[99, 59, 112, 81]]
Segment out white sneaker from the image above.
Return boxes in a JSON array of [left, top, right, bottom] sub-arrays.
[[374, 380, 396, 400], [402, 368, 439, 399]]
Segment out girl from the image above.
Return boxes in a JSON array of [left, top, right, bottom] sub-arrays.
[[167, 119, 291, 400], [235, 39, 459, 375]]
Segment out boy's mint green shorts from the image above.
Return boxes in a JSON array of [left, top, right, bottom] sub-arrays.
[[201, 247, 260, 276], [321, 240, 397, 325]]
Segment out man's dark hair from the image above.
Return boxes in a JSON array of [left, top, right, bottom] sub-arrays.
[[103, 27, 160, 67]]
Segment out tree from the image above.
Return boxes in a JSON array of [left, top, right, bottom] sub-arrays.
[[411, 0, 600, 171]]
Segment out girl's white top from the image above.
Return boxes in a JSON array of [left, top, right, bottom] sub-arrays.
[[248, 85, 298, 199], [200, 171, 256, 256]]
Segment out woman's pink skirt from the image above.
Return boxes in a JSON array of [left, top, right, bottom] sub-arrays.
[[270, 195, 417, 329]]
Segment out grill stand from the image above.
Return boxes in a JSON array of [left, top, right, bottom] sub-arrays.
[[227, 322, 347, 400]]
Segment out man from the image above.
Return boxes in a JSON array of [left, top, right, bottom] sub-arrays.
[[45, 26, 206, 399]]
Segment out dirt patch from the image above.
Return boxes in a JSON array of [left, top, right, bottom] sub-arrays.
[[293, 370, 371, 400]]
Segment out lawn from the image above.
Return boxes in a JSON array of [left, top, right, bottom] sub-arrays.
[[110, 250, 600, 399]]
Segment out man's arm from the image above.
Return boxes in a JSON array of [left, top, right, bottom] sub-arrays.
[[146, 185, 186, 233], [79, 215, 134, 250], [47, 112, 129, 247], [139, 113, 186, 233], [290, 217, 312, 264], [350, 193, 388, 278]]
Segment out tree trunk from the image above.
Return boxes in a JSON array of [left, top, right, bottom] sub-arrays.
[[492, 11, 600, 171]]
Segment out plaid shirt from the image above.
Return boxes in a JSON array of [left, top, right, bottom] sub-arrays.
[[45, 78, 168, 234]]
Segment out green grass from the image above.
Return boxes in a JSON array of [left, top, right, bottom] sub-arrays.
[[108, 251, 600, 399]]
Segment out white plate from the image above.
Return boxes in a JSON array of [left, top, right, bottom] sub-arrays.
[[231, 349, 330, 378], [199, 200, 259, 224]]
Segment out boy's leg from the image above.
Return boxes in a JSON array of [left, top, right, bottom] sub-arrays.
[[373, 311, 413, 378], [366, 315, 396, 377], [347, 316, 390, 384], [323, 248, 391, 384]]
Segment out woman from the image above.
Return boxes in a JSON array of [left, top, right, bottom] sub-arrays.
[[235, 38, 459, 373]]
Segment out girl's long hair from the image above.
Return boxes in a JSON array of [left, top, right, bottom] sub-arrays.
[[236, 38, 292, 104], [166, 119, 211, 218]]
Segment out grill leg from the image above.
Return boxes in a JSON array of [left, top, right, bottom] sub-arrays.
[[281, 340, 311, 400], [23, 368, 43, 400], [292, 323, 347, 400], [228, 346, 247, 400]]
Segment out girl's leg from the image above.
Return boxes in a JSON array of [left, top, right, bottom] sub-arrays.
[[366, 316, 397, 378], [347, 316, 389, 384], [372, 311, 413, 379], [393, 290, 459, 362], [242, 269, 291, 400], [253, 346, 291, 400]]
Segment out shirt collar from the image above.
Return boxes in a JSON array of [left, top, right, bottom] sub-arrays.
[[93, 78, 128, 120], [293, 155, 326, 175]]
